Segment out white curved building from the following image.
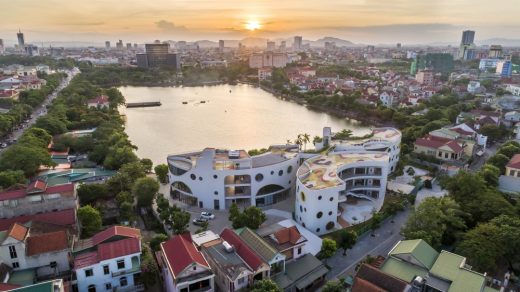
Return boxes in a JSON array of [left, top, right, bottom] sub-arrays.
[[167, 146, 300, 210], [295, 152, 390, 235], [326, 127, 402, 172]]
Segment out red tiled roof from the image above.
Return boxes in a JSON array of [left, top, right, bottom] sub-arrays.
[[0, 182, 74, 202], [415, 135, 463, 153], [507, 154, 520, 169], [74, 251, 98, 269], [0, 283, 21, 291], [98, 237, 141, 261], [161, 234, 209, 277], [274, 226, 303, 245], [0, 208, 76, 231], [352, 277, 386, 292], [26, 230, 69, 256], [6, 223, 28, 241], [92, 226, 141, 246], [220, 228, 264, 271], [87, 95, 109, 105], [355, 264, 408, 292], [450, 127, 474, 136]]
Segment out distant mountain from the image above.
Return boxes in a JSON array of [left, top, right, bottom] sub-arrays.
[[195, 40, 218, 48], [478, 38, 520, 47], [308, 37, 356, 47]]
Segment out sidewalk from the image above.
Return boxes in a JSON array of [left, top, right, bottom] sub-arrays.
[[326, 208, 410, 280]]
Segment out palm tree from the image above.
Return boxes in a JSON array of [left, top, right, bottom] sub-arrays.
[[302, 133, 311, 151], [296, 134, 303, 151], [286, 139, 292, 144]]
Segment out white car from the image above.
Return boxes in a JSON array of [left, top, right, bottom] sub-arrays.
[[200, 212, 215, 220]]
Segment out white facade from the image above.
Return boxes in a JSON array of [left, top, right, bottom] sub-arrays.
[[295, 152, 390, 235], [75, 252, 142, 292], [467, 81, 481, 93], [249, 53, 288, 69], [167, 146, 300, 210], [506, 84, 520, 96]]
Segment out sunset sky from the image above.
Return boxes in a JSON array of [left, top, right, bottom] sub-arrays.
[[1, 0, 519, 45]]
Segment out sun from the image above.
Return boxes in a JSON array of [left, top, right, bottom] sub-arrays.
[[245, 21, 261, 31]]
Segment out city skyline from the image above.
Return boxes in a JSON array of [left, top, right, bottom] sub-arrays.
[[1, 0, 520, 45]]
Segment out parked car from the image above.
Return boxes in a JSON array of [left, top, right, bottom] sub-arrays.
[[200, 212, 215, 220], [192, 217, 209, 226]]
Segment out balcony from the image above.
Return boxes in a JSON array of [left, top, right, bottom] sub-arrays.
[[112, 257, 140, 277], [224, 175, 251, 185], [225, 186, 251, 198]]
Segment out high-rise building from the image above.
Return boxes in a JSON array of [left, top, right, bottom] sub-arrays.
[[24, 45, 39, 56], [17, 30, 25, 47], [496, 60, 512, 77], [105, 41, 110, 49], [218, 40, 224, 52], [116, 40, 123, 49], [249, 52, 288, 68], [415, 70, 434, 85], [458, 30, 476, 60], [134, 43, 138, 49], [461, 30, 475, 45], [266, 41, 275, 51], [0, 39, 4, 54], [293, 36, 302, 51], [280, 41, 286, 50], [126, 43, 132, 50], [136, 43, 180, 69], [488, 45, 503, 59], [416, 53, 454, 74], [396, 43, 402, 49]]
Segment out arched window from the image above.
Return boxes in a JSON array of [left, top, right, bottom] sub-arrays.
[[87, 285, 96, 292]]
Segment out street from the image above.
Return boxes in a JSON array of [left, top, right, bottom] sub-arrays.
[[326, 208, 410, 280], [0, 67, 80, 153]]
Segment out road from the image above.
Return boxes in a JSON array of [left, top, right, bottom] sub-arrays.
[[468, 142, 500, 171], [326, 208, 410, 280], [0, 67, 80, 153]]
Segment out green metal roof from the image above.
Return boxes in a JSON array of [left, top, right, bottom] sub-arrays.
[[449, 269, 486, 292], [430, 251, 465, 281], [272, 254, 328, 289], [11, 280, 58, 292], [389, 239, 439, 269], [237, 227, 279, 262], [380, 257, 429, 282], [8, 269, 36, 286], [37, 168, 116, 186]]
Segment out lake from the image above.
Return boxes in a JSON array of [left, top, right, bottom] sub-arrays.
[[119, 84, 370, 165]]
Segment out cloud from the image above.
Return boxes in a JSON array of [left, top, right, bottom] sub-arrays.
[[155, 20, 188, 32], [59, 21, 105, 26]]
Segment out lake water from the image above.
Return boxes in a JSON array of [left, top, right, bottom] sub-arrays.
[[119, 84, 370, 165]]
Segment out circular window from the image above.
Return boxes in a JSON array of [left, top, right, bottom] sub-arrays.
[[300, 191, 306, 202], [304, 208, 307, 212], [213, 174, 218, 179], [329, 197, 333, 202], [302, 223, 306, 227], [287, 165, 293, 173], [316, 228, 321, 233], [288, 180, 291, 184], [270, 171, 274, 175], [278, 170, 283, 176], [318, 196, 322, 200], [214, 191, 218, 195], [199, 177, 203, 181], [299, 205, 303, 212], [328, 211, 333, 216], [190, 174, 196, 180], [326, 221, 335, 230], [317, 212, 323, 219], [255, 173, 264, 182]]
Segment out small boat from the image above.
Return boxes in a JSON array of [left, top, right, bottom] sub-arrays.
[[229, 90, 232, 93], [200, 100, 206, 104], [182, 101, 188, 104]]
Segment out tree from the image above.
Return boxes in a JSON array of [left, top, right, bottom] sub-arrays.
[[487, 153, 511, 172], [132, 177, 160, 207], [140, 245, 159, 289], [320, 238, 337, 260], [401, 197, 466, 248], [228, 202, 240, 223], [457, 215, 520, 272], [150, 234, 169, 251], [0, 145, 55, 176], [250, 279, 282, 292], [322, 280, 346, 292], [230, 206, 267, 229], [338, 230, 357, 256], [477, 164, 501, 187], [480, 124, 505, 142], [119, 201, 134, 222], [496, 144, 520, 159], [369, 213, 383, 235], [78, 205, 102, 238], [116, 191, 134, 206], [103, 146, 139, 170], [140, 158, 153, 173], [34, 116, 68, 135], [77, 183, 110, 205], [154, 164, 169, 184], [0, 170, 26, 189], [171, 209, 190, 235]]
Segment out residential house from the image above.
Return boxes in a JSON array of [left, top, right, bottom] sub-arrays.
[[9, 279, 66, 292], [258, 68, 272, 81], [72, 226, 143, 292], [202, 240, 253, 292], [414, 135, 465, 162], [271, 254, 328, 292], [0, 90, 19, 100], [0, 209, 77, 233], [87, 95, 110, 109], [0, 181, 77, 220], [429, 128, 476, 157], [379, 91, 398, 108], [499, 154, 520, 194], [235, 228, 286, 276], [380, 239, 498, 292], [456, 110, 501, 129], [352, 264, 410, 292], [0, 222, 72, 286], [256, 226, 307, 262], [220, 229, 270, 282], [157, 234, 214, 292], [467, 81, 481, 93], [37, 168, 116, 187], [503, 111, 520, 128]]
